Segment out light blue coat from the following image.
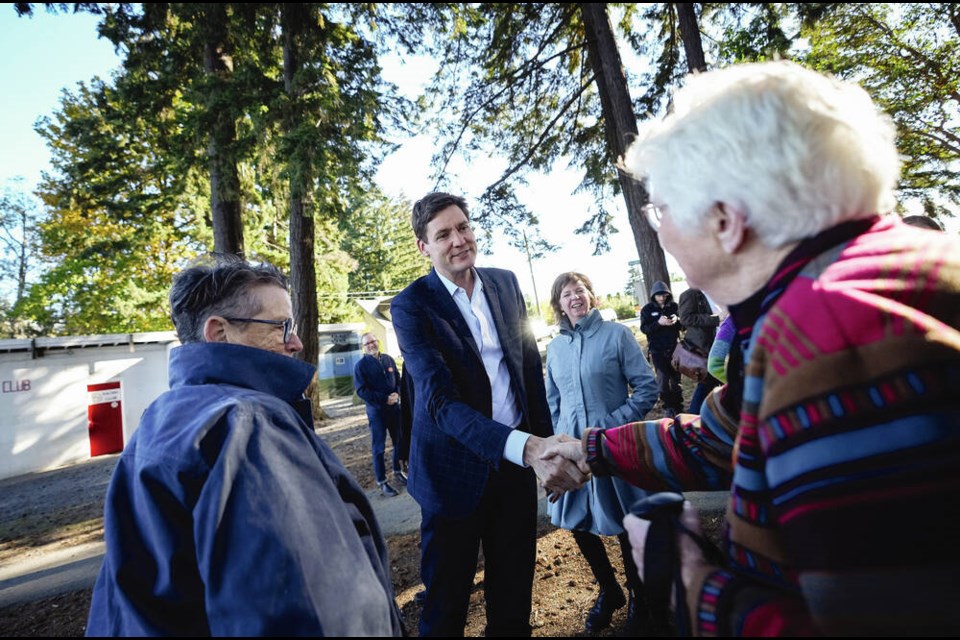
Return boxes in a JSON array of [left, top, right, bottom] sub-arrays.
[[545, 308, 658, 534]]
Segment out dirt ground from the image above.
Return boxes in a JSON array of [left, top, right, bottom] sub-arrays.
[[0, 381, 714, 637]]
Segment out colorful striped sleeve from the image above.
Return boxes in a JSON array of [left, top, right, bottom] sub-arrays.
[[593, 388, 738, 491]]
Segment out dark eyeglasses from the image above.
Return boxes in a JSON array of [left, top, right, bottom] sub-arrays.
[[362, 339, 378, 348], [223, 317, 296, 344]]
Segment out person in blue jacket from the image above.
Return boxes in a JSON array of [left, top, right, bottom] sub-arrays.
[[545, 271, 659, 635], [354, 332, 407, 497], [85, 255, 404, 637]]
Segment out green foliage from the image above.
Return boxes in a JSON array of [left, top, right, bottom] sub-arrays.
[[275, 3, 394, 209], [708, 3, 959, 216], [15, 2, 960, 337], [340, 192, 429, 296], [801, 3, 960, 213], [314, 215, 361, 324], [419, 4, 609, 236], [409, 4, 686, 289], [529, 298, 553, 321], [705, 3, 800, 63], [27, 77, 205, 335], [601, 292, 637, 319], [14, 3, 409, 335], [625, 3, 694, 117]]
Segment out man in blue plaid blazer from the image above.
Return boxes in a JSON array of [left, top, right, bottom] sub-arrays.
[[391, 192, 588, 637]]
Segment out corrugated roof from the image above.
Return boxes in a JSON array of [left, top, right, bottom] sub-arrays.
[[0, 331, 179, 355]]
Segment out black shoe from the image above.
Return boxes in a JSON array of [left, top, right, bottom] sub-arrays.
[[663, 407, 677, 419], [379, 482, 399, 497], [394, 470, 408, 486], [584, 587, 627, 634]]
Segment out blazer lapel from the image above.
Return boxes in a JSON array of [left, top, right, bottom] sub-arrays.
[[426, 269, 482, 362], [479, 270, 508, 343], [478, 270, 523, 390]]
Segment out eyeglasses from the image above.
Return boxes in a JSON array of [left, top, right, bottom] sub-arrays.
[[642, 203, 663, 231], [362, 340, 378, 348], [223, 317, 296, 344]]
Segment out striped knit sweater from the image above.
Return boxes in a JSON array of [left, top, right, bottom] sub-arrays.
[[589, 216, 960, 636]]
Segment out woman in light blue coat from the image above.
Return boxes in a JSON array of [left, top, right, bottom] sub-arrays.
[[545, 272, 658, 635]]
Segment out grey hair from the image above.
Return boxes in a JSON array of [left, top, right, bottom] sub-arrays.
[[620, 60, 900, 248], [169, 254, 289, 343]]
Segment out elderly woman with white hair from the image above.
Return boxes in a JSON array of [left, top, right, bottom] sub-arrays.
[[547, 60, 960, 635]]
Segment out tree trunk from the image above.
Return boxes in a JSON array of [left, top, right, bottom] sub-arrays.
[[282, 3, 324, 420], [16, 208, 28, 306], [579, 3, 669, 298], [204, 3, 244, 256], [675, 3, 707, 72]]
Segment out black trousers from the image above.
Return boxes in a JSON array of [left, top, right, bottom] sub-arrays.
[[418, 462, 538, 637], [650, 350, 684, 412]]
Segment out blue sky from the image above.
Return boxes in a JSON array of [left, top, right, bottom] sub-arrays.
[[1, 9, 121, 189], [0, 7, 649, 302]]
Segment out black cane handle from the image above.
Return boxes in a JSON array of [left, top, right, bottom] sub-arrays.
[[630, 492, 690, 636], [630, 491, 685, 518]]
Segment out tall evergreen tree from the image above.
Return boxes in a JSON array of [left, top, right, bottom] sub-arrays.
[[801, 3, 960, 215], [201, 3, 245, 255], [28, 77, 205, 334], [281, 3, 320, 374], [18, 3, 406, 337], [271, 2, 399, 370]]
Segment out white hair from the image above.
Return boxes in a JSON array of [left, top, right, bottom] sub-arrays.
[[621, 61, 901, 247]]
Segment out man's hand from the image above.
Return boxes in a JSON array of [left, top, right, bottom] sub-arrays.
[[523, 434, 590, 500], [539, 436, 589, 474], [386, 392, 400, 405]]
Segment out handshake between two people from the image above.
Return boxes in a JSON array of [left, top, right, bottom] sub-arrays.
[[522, 434, 590, 502]]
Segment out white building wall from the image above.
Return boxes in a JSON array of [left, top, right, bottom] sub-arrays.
[[0, 335, 176, 480]]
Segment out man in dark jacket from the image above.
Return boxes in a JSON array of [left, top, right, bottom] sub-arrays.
[[391, 191, 587, 636], [640, 281, 684, 418], [354, 332, 407, 497], [678, 287, 723, 413], [86, 256, 404, 636]]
